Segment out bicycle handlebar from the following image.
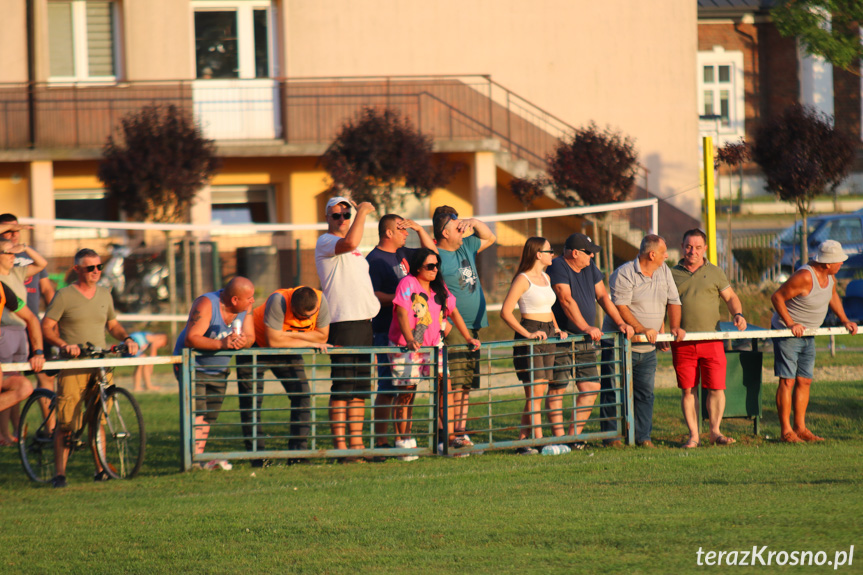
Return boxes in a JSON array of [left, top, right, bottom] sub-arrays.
[[50, 342, 131, 360]]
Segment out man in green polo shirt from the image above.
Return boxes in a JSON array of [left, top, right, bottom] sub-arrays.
[[670, 229, 746, 448]]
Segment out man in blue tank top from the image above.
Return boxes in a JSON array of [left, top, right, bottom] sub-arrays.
[[771, 240, 857, 443], [175, 277, 256, 464]]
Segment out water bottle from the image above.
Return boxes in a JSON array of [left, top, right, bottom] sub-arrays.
[[541, 444, 571, 456], [231, 318, 242, 336]]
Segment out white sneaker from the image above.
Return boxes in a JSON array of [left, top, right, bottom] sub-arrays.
[[203, 459, 233, 471], [407, 438, 417, 449], [394, 439, 409, 449]]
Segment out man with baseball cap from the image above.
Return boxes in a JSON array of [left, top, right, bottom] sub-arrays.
[[315, 196, 380, 457], [770, 239, 857, 443], [547, 233, 633, 445]]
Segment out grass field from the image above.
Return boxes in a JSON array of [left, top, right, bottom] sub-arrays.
[[2, 371, 863, 574]]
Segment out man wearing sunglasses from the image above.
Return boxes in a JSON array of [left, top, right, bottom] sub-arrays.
[[548, 233, 633, 445], [315, 196, 380, 457], [432, 205, 495, 444], [42, 248, 139, 487]]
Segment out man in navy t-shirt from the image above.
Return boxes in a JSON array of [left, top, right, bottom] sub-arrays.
[[366, 214, 437, 450], [547, 233, 633, 443]]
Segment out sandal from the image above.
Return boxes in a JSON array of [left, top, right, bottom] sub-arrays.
[[682, 439, 699, 449], [709, 435, 736, 446]]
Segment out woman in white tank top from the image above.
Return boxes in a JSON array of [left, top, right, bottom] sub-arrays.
[[500, 237, 566, 453]]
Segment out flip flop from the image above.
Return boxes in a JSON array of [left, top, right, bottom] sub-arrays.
[[682, 439, 699, 449], [710, 435, 736, 446]]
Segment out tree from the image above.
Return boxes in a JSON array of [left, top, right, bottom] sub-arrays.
[[321, 107, 453, 213], [752, 104, 855, 264], [772, 0, 863, 77], [545, 122, 639, 280], [99, 104, 220, 223], [716, 139, 752, 273], [99, 104, 221, 321]]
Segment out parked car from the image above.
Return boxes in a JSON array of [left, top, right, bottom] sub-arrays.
[[777, 210, 863, 280]]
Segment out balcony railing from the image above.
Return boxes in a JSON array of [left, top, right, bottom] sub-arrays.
[[0, 75, 572, 171]]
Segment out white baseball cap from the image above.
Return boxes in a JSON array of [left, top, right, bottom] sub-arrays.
[[325, 196, 352, 213], [813, 240, 848, 264]]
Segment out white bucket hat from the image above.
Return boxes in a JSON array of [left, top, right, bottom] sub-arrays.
[[813, 240, 848, 264]]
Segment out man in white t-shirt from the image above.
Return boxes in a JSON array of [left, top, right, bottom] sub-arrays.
[[315, 196, 380, 457]]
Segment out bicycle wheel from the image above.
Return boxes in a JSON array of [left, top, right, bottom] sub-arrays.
[[91, 387, 145, 479], [18, 388, 57, 483]]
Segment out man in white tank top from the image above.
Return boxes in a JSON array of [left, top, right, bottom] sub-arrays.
[[771, 240, 858, 443]]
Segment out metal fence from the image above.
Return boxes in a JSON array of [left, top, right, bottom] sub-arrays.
[[177, 333, 632, 468]]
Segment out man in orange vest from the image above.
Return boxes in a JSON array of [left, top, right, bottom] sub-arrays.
[[236, 286, 331, 466]]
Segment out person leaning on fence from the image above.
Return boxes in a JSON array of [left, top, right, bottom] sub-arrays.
[[0, 214, 57, 435], [549, 233, 633, 447], [0, 236, 47, 445], [770, 240, 858, 443], [315, 196, 381, 457], [236, 286, 332, 466], [367, 213, 438, 451], [671, 229, 746, 449], [389, 248, 480, 458], [0, 280, 43, 444], [41, 248, 139, 487], [600, 234, 684, 448], [433, 205, 496, 446], [500, 237, 566, 455], [173, 277, 256, 468]]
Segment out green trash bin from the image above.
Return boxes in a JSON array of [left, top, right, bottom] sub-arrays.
[[700, 322, 764, 435]]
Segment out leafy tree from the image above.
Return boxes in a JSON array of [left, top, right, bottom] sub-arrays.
[[99, 104, 220, 223], [752, 104, 855, 264], [772, 0, 863, 77], [509, 176, 548, 208], [545, 122, 639, 279], [716, 139, 753, 277], [321, 107, 453, 213], [99, 104, 220, 319]]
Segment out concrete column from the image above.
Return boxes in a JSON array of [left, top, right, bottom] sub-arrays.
[[190, 184, 212, 239], [29, 160, 54, 258], [471, 151, 497, 219], [471, 151, 498, 296]]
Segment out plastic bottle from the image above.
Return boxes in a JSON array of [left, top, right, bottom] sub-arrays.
[[541, 444, 572, 456]]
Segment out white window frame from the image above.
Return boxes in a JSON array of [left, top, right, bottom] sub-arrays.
[[210, 185, 276, 234], [697, 48, 745, 145], [53, 189, 117, 239], [190, 0, 277, 80], [47, 0, 122, 83]]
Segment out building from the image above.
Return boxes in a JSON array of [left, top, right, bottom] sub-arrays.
[[1, 1, 700, 291]]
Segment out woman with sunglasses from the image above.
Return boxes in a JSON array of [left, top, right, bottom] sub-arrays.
[[388, 247, 480, 458], [500, 237, 566, 454], [0, 238, 47, 446]]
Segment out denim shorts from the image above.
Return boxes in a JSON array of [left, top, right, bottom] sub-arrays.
[[773, 336, 816, 380], [374, 332, 396, 392]]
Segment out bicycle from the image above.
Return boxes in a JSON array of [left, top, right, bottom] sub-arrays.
[[17, 342, 146, 483]]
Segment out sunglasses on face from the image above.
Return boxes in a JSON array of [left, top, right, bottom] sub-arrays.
[[81, 264, 104, 272], [539, 250, 555, 254], [0, 251, 15, 255], [423, 263, 440, 271], [330, 211, 351, 221]]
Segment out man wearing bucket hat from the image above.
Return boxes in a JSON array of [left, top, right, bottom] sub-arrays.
[[771, 240, 858, 443]]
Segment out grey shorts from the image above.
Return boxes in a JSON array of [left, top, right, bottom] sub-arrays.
[[513, 319, 557, 383], [193, 370, 229, 424], [551, 340, 599, 390], [773, 336, 816, 380], [0, 324, 29, 374]]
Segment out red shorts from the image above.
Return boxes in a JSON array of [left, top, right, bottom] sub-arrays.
[[670, 340, 726, 390]]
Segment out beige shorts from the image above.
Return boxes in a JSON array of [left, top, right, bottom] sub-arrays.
[[56, 368, 113, 432]]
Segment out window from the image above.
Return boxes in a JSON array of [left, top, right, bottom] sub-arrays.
[[211, 186, 274, 226], [193, 2, 273, 79], [53, 189, 118, 239], [697, 49, 744, 143], [48, 1, 118, 80]]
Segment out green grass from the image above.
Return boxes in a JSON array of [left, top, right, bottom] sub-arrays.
[[2, 375, 863, 574]]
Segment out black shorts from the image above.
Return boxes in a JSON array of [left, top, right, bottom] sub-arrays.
[[512, 319, 557, 383], [551, 341, 599, 390], [328, 320, 374, 400]]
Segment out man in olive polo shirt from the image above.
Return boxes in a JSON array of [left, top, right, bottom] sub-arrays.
[[670, 229, 746, 448]]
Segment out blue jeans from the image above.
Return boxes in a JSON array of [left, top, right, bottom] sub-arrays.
[[600, 342, 656, 443]]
